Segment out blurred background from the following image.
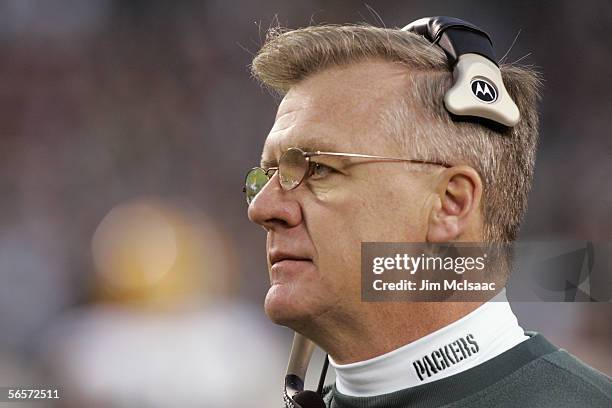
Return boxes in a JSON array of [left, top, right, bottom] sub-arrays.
[[0, 0, 610, 406]]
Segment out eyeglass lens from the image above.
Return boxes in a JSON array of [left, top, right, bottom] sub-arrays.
[[244, 148, 310, 204], [244, 167, 269, 204], [279, 148, 308, 190]]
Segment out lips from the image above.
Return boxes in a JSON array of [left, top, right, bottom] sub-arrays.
[[269, 250, 312, 266]]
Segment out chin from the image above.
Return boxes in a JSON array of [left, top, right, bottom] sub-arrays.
[[264, 283, 320, 328]]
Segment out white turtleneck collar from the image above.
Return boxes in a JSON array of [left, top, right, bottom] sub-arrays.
[[329, 290, 527, 397]]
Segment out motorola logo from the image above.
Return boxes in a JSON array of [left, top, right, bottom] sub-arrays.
[[470, 78, 497, 103]]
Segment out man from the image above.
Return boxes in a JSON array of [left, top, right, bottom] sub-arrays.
[[245, 22, 612, 407]]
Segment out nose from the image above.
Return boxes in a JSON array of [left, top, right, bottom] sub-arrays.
[[247, 172, 303, 231]]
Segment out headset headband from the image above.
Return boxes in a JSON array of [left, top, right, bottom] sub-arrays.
[[402, 16, 520, 127]]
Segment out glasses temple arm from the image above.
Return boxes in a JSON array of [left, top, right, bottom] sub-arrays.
[[307, 151, 450, 168]]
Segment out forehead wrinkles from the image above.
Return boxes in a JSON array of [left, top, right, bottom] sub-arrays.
[[262, 94, 332, 158], [262, 122, 337, 165]]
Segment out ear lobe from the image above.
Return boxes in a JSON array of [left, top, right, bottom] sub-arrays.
[[426, 167, 482, 242]]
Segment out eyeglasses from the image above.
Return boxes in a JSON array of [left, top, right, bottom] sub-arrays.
[[243, 147, 450, 204]]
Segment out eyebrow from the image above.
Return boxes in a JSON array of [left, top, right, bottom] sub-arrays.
[[260, 150, 357, 171], [260, 139, 346, 168], [260, 158, 278, 169]]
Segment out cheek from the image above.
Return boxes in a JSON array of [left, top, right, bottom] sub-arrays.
[[313, 181, 428, 244], [373, 175, 432, 240], [303, 199, 363, 291], [302, 179, 429, 287]]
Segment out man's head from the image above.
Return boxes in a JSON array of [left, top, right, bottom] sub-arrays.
[[247, 24, 541, 339]]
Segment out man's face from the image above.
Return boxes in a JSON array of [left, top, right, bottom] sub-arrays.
[[248, 61, 438, 328]]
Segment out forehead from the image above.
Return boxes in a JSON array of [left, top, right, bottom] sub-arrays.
[[261, 60, 413, 159]]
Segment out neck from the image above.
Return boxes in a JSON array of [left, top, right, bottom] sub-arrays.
[[329, 290, 527, 396], [299, 301, 484, 365]]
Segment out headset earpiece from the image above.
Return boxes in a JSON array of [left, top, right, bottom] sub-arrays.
[[402, 16, 520, 127]]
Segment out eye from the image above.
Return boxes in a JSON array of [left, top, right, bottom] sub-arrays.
[[264, 167, 278, 178], [309, 162, 335, 180]]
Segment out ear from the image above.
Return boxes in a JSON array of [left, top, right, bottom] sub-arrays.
[[426, 166, 483, 242]]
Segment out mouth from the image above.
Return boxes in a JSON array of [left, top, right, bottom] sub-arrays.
[[268, 249, 315, 285], [269, 252, 313, 266]]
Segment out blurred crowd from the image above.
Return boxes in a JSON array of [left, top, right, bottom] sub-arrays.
[[0, 1, 610, 406]]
